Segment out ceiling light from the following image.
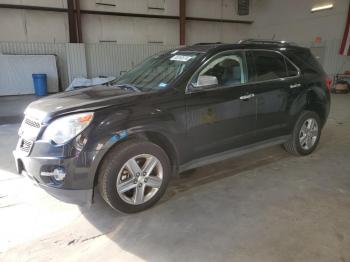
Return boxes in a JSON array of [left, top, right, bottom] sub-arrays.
[[311, 4, 334, 12]]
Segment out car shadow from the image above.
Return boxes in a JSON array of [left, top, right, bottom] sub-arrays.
[[77, 145, 291, 260]]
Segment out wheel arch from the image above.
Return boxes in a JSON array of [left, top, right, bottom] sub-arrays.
[[304, 91, 327, 127], [290, 87, 328, 129], [90, 130, 179, 193]]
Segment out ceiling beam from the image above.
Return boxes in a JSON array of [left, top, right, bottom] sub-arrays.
[[187, 17, 253, 24], [0, 4, 67, 12]]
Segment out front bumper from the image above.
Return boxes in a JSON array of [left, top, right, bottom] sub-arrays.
[[21, 169, 92, 206], [13, 143, 95, 206]]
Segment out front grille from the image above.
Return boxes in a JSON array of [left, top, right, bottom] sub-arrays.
[[24, 118, 41, 128], [18, 116, 42, 141], [20, 139, 33, 153], [17, 116, 42, 155]]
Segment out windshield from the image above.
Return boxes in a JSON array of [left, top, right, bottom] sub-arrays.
[[113, 51, 200, 91]]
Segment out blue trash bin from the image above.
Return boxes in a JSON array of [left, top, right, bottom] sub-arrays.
[[32, 74, 48, 96]]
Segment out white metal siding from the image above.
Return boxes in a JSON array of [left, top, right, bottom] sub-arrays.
[[66, 44, 88, 82], [0, 42, 180, 94], [298, 39, 350, 75], [0, 42, 70, 88], [0, 54, 59, 95], [85, 43, 180, 78]]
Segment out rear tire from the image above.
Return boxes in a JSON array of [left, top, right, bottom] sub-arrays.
[[98, 140, 171, 213], [284, 111, 321, 156]]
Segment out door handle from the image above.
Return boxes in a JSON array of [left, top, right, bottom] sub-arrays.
[[290, 83, 301, 89], [240, 93, 255, 101]]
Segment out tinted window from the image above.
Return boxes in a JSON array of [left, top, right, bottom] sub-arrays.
[[253, 51, 288, 81], [286, 59, 298, 77], [192, 51, 247, 88]]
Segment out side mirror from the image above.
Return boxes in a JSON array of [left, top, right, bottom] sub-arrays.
[[192, 75, 218, 90]]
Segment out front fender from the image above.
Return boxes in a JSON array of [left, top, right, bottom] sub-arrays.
[[87, 125, 179, 190]]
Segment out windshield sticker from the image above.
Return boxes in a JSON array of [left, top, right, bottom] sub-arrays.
[[170, 55, 194, 62]]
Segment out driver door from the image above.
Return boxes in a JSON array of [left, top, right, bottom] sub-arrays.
[[185, 50, 257, 160]]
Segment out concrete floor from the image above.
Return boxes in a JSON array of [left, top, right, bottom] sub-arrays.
[[1, 94, 350, 262], [0, 95, 37, 124]]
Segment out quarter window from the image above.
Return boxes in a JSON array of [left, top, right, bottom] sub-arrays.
[[253, 51, 288, 81], [191, 51, 247, 88]]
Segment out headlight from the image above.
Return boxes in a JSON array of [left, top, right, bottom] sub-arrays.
[[42, 112, 94, 145]]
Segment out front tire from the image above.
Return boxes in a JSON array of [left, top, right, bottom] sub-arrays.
[[98, 140, 171, 213], [284, 111, 321, 156]]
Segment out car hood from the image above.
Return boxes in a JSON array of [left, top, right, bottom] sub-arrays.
[[24, 86, 139, 122]]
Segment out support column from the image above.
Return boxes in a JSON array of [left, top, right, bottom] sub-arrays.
[[75, 0, 83, 43], [67, 0, 77, 43], [179, 0, 186, 45]]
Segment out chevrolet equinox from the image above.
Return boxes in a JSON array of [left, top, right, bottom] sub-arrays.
[[14, 40, 331, 213]]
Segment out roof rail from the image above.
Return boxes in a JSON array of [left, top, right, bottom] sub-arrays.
[[193, 42, 223, 46], [238, 39, 298, 46]]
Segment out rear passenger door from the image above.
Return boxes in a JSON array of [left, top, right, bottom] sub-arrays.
[[247, 50, 301, 141]]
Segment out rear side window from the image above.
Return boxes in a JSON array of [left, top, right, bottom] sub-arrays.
[[253, 51, 288, 81]]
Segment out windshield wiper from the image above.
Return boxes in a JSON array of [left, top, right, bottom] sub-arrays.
[[114, 83, 141, 92]]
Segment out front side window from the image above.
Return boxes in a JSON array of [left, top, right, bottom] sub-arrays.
[[190, 51, 247, 89], [253, 51, 288, 81]]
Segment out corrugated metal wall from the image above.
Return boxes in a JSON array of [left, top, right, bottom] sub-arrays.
[[66, 44, 88, 83], [85, 43, 180, 78], [323, 39, 350, 75], [0, 42, 70, 89], [0, 42, 179, 92], [298, 39, 350, 75]]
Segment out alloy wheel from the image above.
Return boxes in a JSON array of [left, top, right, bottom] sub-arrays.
[[299, 118, 319, 150], [116, 154, 163, 205]]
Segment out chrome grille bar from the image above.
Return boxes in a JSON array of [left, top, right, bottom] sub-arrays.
[[24, 118, 41, 128]]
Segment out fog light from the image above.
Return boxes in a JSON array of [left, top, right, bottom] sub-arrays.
[[41, 168, 66, 181]]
